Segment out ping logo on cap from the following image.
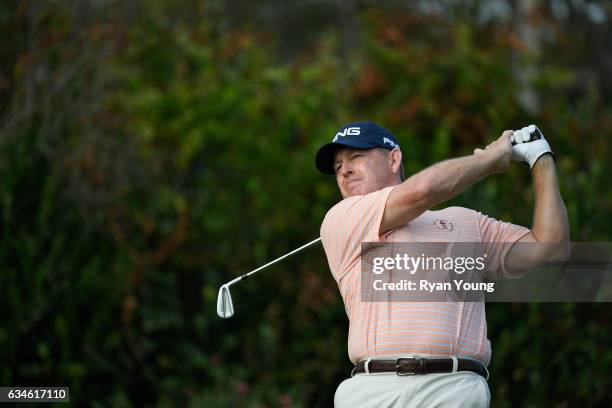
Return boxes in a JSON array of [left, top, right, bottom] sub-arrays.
[[332, 127, 361, 142], [315, 121, 400, 174], [383, 137, 399, 149]]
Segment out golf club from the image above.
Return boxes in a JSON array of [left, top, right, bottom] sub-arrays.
[[217, 237, 322, 318]]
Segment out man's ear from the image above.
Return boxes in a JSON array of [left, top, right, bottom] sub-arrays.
[[389, 148, 403, 174]]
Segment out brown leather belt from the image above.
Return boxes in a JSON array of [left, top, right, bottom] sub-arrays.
[[352, 357, 489, 379]]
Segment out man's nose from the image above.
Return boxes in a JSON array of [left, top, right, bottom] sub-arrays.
[[340, 163, 354, 177]]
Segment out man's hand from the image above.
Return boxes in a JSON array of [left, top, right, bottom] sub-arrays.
[[473, 130, 513, 174], [510, 125, 555, 169]]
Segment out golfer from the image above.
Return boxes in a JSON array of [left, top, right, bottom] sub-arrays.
[[315, 121, 569, 407]]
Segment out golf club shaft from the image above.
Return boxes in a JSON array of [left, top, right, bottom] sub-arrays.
[[226, 237, 322, 286]]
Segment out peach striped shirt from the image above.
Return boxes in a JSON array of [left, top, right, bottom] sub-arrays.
[[320, 186, 530, 365]]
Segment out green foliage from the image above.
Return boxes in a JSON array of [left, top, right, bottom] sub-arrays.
[[1, 1, 610, 406]]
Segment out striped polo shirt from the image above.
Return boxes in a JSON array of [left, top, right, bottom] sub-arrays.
[[320, 185, 530, 366]]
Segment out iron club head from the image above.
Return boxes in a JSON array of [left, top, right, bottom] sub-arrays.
[[217, 284, 234, 318], [216, 237, 321, 319]]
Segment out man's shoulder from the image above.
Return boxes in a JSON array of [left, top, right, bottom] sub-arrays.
[[323, 186, 395, 221], [320, 186, 395, 238]]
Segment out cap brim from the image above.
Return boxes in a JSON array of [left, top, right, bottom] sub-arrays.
[[315, 140, 376, 175]]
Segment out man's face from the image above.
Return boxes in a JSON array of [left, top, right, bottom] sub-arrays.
[[333, 147, 399, 198]]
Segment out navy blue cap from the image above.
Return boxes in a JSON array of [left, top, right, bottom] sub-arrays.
[[315, 121, 401, 174]]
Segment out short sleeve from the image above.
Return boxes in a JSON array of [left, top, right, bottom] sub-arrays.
[[320, 186, 395, 282], [478, 212, 530, 278]]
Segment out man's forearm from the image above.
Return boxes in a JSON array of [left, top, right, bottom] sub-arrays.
[[408, 153, 496, 207], [530, 155, 570, 243]]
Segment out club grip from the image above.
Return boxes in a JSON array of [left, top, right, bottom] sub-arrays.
[[511, 128, 542, 146]]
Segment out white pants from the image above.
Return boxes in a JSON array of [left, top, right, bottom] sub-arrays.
[[334, 370, 490, 408]]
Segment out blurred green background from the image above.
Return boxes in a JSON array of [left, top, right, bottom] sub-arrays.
[[1, 0, 611, 406]]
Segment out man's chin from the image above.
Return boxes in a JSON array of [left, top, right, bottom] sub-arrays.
[[344, 186, 365, 198]]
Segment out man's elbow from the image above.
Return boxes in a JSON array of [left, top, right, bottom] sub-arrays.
[[397, 177, 433, 208], [550, 240, 571, 263], [407, 176, 444, 208], [533, 239, 571, 264]]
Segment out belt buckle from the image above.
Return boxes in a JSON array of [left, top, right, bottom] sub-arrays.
[[396, 357, 417, 376]]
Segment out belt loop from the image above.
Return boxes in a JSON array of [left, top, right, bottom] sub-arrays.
[[420, 357, 427, 374], [364, 357, 372, 374], [484, 364, 490, 381], [451, 356, 458, 373]]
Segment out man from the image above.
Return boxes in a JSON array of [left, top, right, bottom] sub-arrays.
[[315, 121, 569, 407]]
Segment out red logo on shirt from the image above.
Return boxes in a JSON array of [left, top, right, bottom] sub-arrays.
[[433, 219, 454, 232]]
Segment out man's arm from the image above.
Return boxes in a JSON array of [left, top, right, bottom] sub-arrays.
[[380, 131, 513, 235], [506, 155, 570, 270]]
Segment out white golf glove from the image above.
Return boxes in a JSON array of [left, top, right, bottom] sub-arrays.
[[510, 124, 555, 169]]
